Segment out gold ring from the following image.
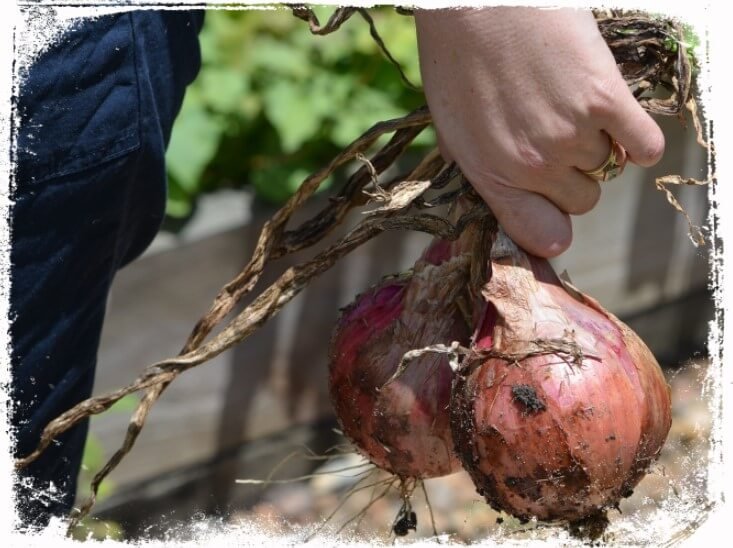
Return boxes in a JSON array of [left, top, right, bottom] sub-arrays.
[[580, 135, 627, 182]]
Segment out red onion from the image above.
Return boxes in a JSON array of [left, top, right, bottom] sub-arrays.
[[328, 240, 471, 478], [451, 230, 672, 522]]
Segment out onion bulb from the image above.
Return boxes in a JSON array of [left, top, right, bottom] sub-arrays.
[[329, 240, 471, 478], [451, 230, 672, 522]]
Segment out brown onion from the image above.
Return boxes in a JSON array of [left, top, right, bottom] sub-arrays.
[[329, 240, 471, 478], [451, 230, 672, 522]]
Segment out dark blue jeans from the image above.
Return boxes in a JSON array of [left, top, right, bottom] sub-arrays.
[[11, 10, 204, 528]]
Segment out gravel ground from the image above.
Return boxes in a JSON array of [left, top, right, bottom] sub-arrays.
[[229, 359, 715, 544]]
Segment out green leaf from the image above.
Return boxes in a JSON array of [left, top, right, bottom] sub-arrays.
[[413, 125, 437, 148], [108, 394, 140, 414], [262, 80, 323, 153], [96, 478, 116, 502], [309, 72, 353, 115], [247, 36, 311, 79], [166, 175, 194, 219], [163, 9, 430, 211], [251, 165, 313, 204], [81, 434, 104, 472], [331, 87, 404, 147], [682, 24, 701, 51], [373, 13, 422, 85], [166, 198, 192, 219], [78, 434, 117, 505], [251, 162, 335, 205], [199, 67, 249, 113], [166, 91, 224, 194]]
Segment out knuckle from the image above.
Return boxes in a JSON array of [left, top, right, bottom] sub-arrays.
[[586, 76, 620, 118], [558, 125, 584, 149], [460, 159, 503, 190], [513, 134, 558, 173]]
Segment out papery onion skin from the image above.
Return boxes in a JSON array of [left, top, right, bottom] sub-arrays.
[[329, 242, 471, 478], [451, 235, 672, 522]]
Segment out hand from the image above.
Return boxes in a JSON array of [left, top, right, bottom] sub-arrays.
[[415, 7, 665, 257]]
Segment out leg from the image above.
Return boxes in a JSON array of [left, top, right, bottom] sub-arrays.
[[11, 10, 203, 529]]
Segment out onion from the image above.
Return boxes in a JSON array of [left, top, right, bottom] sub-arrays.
[[451, 230, 672, 522], [328, 239, 471, 478]]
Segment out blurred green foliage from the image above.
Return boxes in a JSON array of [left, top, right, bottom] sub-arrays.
[[165, 7, 433, 219]]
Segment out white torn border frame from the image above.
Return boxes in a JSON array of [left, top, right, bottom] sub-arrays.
[[0, 0, 730, 547]]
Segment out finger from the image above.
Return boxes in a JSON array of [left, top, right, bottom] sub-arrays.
[[472, 180, 573, 258], [515, 168, 601, 216], [572, 129, 614, 173], [599, 82, 665, 167]]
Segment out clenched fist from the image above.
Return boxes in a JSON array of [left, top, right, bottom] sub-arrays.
[[415, 7, 665, 257]]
